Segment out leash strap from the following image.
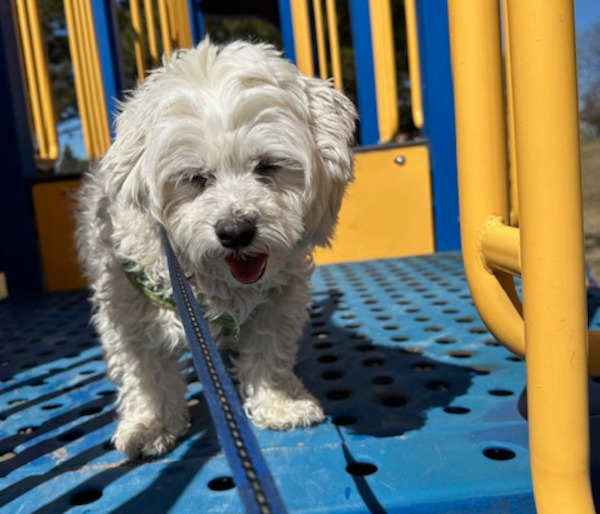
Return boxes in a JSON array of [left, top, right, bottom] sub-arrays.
[[159, 225, 287, 514]]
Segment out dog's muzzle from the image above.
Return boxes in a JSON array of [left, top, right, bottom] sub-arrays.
[[215, 218, 268, 284]]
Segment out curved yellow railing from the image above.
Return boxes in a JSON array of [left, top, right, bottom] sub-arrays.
[[447, 0, 525, 357], [449, 0, 598, 512], [15, 0, 59, 161]]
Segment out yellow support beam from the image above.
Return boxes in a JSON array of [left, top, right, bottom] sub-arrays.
[[15, 0, 59, 161], [325, 0, 343, 90], [404, 0, 423, 129], [130, 0, 147, 81], [369, 0, 399, 142], [506, 1, 594, 512], [144, 0, 160, 67], [289, 0, 314, 77], [312, 0, 328, 81]]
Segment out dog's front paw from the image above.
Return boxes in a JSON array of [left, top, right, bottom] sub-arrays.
[[244, 388, 325, 430], [113, 416, 190, 459]]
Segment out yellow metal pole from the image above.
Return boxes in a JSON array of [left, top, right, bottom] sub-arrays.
[[144, 0, 160, 67], [157, 0, 172, 57], [130, 0, 147, 81], [27, 0, 59, 160], [447, 0, 524, 357], [404, 0, 423, 129], [178, 0, 192, 48], [64, 0, 94, 158], [15, 0, 47, 158], [368, 0, 398, 143], [500, 0, 519, 227], [312, 0, 328, 80], [80, 0, 111, 156], [289, 0, 314, 77], [507, 0, 594, 512], [480, 217, 520, 276], [325, 0, 342, 90]]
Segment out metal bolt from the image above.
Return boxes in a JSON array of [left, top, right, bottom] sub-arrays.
[[394, 155, 406, 166]]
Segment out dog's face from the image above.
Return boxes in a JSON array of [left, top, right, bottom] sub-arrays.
[[104, 40, 356, 285]]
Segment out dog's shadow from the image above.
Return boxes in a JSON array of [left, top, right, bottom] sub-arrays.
[[295, 291, 474, 437]]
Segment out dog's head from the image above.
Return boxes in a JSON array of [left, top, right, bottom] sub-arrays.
[[103, 39, 356, 285]]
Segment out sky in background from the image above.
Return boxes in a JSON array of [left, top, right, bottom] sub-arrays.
[[575, 0, 600, 33]]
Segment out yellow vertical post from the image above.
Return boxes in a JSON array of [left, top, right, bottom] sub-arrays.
[[500, 0, 519, 226], [404, 0, 423, 129], [26, 0, 59, 160], [325, 0, 342, 90], [144, 0, 160, 67], [157, 0, 172, 57], [289, 0, 314, 77], [130, 0, 147, 81], [507, 0, 594, 512], [15, 0, 47, 158], [312, 0, 328, 80], [369, 0, 398, 142], [447, 0, 524, 356]]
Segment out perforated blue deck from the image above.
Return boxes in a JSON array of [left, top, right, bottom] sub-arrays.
[[1, 253, 599, 513]]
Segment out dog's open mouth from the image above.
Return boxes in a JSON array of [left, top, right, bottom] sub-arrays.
[[225, 253, 268, 284]]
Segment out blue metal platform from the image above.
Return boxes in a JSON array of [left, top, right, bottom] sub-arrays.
[[1, 253, 599, 513]]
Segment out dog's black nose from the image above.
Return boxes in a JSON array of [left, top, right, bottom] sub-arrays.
[[215, 219, 257, 249]]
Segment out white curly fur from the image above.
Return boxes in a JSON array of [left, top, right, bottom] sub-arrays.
[[76, 39, 356, 459]]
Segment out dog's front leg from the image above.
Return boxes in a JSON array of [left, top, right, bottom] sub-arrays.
[[234, 292, 325, 430], [99, 313, 190, 458]]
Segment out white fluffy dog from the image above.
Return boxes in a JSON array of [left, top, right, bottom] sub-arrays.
[[76, 39, 356, 458]]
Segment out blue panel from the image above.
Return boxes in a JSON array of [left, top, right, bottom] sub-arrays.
[[348, 0, 379, 145], [415, 0, 461, 252], [0, 1, 43, 294], [5, 253, 595, 511], [90, 0, 124, 138], [277, 0, 296, 63], [187, 0, 206, 45]]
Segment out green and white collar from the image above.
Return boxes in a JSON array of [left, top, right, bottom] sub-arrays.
[[122, 260, 239, 334]]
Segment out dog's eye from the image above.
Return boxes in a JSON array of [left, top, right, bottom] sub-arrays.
[[188, 173, 208, 190], [254, 159, 280, 176]]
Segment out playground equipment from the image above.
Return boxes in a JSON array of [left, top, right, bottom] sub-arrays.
[[0, 0, 598, 512]]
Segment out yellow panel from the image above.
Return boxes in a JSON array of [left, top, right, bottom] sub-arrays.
[[32, 180, 86, 291], [315, 144, 435, 264]]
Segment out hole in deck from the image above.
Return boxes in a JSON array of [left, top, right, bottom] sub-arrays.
[[208, 476, 235, 491], [59, 429, 85, 442], [70, 488, 103, 505], [0, 450, 16, 462], [346, 462, 378, 476], [444, 406, 470, 414], [488, 389, 514, 397], [483, 447, 516, 461]]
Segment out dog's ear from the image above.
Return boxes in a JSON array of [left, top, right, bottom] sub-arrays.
[[302, 77, 357, 247]]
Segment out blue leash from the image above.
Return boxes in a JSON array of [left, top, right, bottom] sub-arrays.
[[160, 225, 287, 514]]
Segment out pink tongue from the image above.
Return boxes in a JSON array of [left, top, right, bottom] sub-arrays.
[[225, 253, 268, 284]]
